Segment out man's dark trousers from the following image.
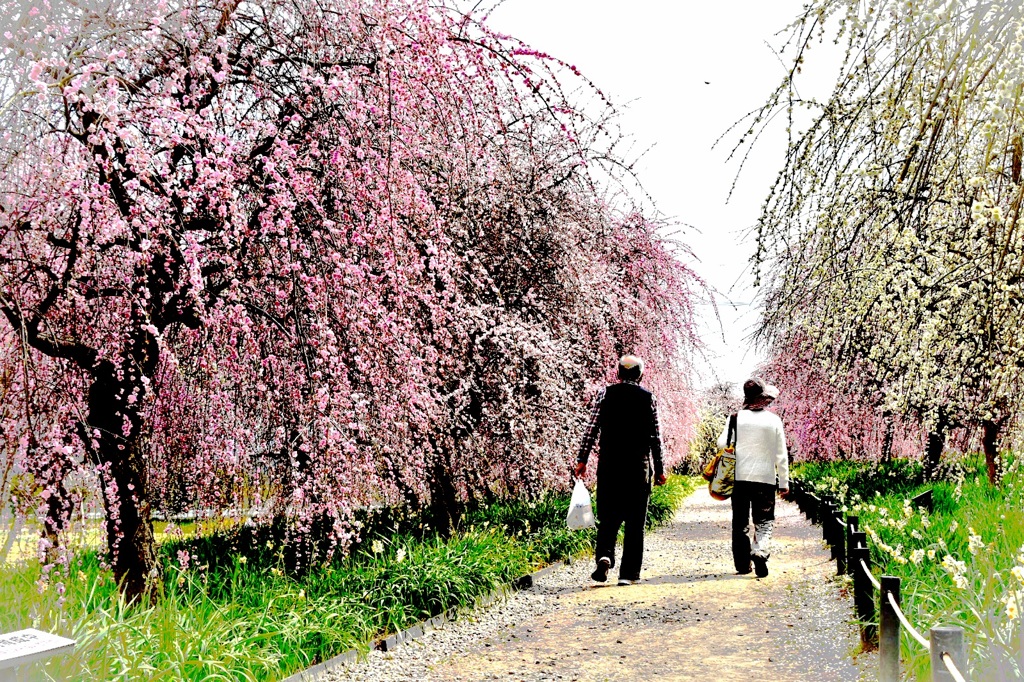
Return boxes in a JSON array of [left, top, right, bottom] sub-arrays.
[[595, 478, 650, 580], [731, 479, 776, 572]]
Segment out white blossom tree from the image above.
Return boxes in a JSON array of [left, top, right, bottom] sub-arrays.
[[742, 0, 1024, 481]]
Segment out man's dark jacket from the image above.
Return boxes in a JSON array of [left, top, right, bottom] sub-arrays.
[[595, 382, 662, 483]]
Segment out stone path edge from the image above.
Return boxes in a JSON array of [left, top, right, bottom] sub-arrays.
[[280, 559, 573, 682]]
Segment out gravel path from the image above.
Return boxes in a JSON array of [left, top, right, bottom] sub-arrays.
[[323, 488, 875, 681]]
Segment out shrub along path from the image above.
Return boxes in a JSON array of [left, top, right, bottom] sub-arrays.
[[329, 488, 875, 681]]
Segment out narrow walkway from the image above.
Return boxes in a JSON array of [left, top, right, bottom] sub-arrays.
[[329, 488, 874, 681]]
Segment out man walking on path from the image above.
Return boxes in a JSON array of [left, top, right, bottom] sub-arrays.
[[574, 355, 666, 586]]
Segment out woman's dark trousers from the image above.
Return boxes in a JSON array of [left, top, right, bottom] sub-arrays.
[[595, 479, 651, 580], [731, 480, 777, 572]]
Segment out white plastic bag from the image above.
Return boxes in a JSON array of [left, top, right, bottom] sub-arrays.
[[566, 479, 596, 530]]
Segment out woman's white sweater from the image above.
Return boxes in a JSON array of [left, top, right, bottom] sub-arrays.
[[716, 409, 789, 490]]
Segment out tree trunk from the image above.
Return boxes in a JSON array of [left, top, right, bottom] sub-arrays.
[[924, 422, 947, 481], [981, 419, 1002, 485], [101, 439, 159, 603], [428, 444, 461, 538], [87, 359, 160, 605], [881, 412, 894, 462]]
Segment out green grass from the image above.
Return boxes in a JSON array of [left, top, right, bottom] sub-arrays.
[[0, 475, 696, 681], [795, 457, 1024, 680], [648, 475, 700, 528]]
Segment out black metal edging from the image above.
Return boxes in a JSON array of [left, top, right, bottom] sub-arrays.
[[279, 560, 570, 682]]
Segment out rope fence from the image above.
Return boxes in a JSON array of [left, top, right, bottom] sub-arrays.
[[942, 653, 968, 682], [789, 480, 970, 682], [886, 591, 929, 648], [861, 558, 881, 591]]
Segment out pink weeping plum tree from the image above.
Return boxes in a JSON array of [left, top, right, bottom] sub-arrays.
[[0, 0, 702, 602], [758, 335, 922, 462]]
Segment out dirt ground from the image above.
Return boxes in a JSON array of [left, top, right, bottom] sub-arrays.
[[426, 487, 875, 681]]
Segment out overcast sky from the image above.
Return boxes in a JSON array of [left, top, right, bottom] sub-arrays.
[[484, 0, 835, 392]]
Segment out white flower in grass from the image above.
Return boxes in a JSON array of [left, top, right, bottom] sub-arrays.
[[921, 516, 930, 528], [968, 530, 984, 556], [372, 539, 384, 554], [1011, 566, 1024, 585], [396, 547, 406, 563], [927, 550, 936, 561], [950, 520, 959, 533], [911, 530, 922, 540], [942, 555, 966, 575], [1005, 593, 1020, 620], [910, 549, 925, 565], [953, 574, 969, 590]]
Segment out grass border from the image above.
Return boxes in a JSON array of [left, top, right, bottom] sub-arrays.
[[279, 559, 571, 682]]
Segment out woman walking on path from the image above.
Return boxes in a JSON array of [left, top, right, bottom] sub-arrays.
[[719, 377, 789, 577]]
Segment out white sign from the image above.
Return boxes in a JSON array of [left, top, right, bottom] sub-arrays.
[[0, 629, 75, 670]]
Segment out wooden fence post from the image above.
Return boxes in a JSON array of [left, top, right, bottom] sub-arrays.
[[822, 501, 834, 543], [851, 536, 865, 624], [852, 535, 876, 647], [880, 575, 901, 682], [833, 511, 846, 575], [808, 494, 819, 524], [846, 516, 860, 578], [930, 627, 966, 682]]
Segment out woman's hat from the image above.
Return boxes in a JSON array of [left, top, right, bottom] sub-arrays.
[[743, 378, 778, 409], [742, 377, 765, 400]]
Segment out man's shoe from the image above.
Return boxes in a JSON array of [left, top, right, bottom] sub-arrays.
[[617, 578, 634, 586], [752, 555, 769, 578], [591, 557, 611, 582]]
